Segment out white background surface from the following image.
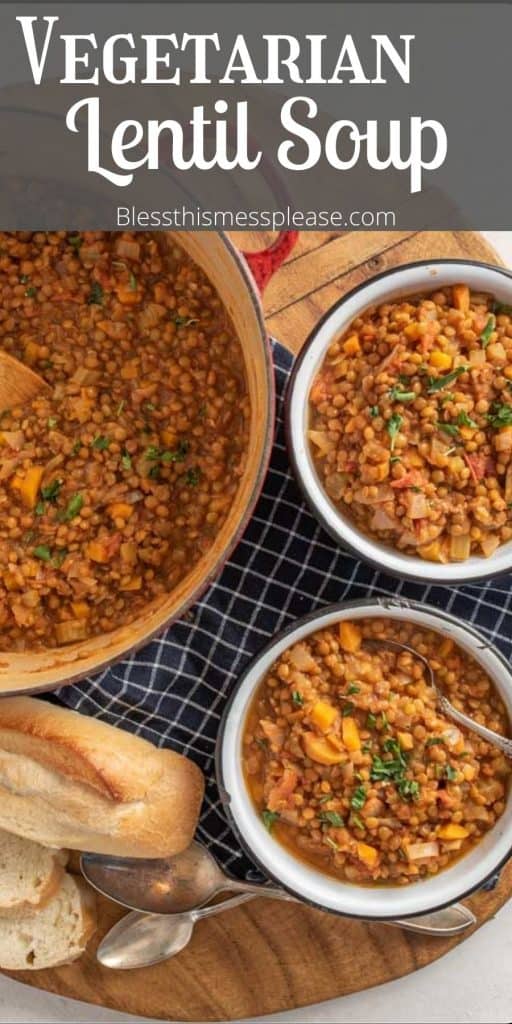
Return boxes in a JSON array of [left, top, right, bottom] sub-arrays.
[[1, 231, 511, 1024]]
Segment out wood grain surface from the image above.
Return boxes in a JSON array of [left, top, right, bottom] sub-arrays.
[[4, 229, 510, 1023]]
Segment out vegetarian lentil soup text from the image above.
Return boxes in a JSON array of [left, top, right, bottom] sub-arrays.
[[0, 231, 249, 649], [309, 285, 512, 563], [243, 618, 511, 885]]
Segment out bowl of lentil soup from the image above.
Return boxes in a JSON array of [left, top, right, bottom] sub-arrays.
[[0, 230, 280, 693], [218, 599, 512, 919], [287, 260, 512, 583]]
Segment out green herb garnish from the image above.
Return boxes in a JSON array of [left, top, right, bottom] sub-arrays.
[[487, 402, 512, 428], [261, 809, 279, 832], [351, 785, 367, 811], [480, 314, 496, 348], [40, 479, 62, 503], [291, 691, 304, 708], [19, 273, 29, 284], [47, 417, 57, 429], [437, 422, 460, 437], [71, 440, 82, 456], [88, 281, 104, 305], [347, 683, 360, 695], [129, 272, 137, 291], [33, 545, 51, 562], [425, 737, 444, 747], [69, 234, 82, 250], [52, 547, 68, 568], [369, 405, 379, 418], [35, 501, 45, 516], [342, 702, 355, 717], [121, 452, 132, 471], [444, 764, 458, 781], [366, 712, 377, 730], [456, 410, 478, 428], [387, 413, 403, 452], [388, 386, 416, 403], [91, 435, 110, 451], [319, 810, 344, 827], [493, 300, 512, 316], [350, 813, 365, 830], [324, 836, 340, 852], [58, 493, 83, 522], [397, 778, 420, 801], [427, 366, 469, 393], [173, 315, 199, 327], [185, 467, 201, 486], [380, 712, 389, 731], [25, 286, 37, 298], [116, 400, 125, 416]]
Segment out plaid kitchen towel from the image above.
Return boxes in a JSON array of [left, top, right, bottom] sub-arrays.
[[57, 341, 512, 880]]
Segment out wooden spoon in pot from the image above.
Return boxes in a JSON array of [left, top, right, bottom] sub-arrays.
[[0, 351, 51, 413]]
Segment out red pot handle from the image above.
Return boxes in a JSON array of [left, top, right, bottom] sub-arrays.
[[241, 231, 299, 292]]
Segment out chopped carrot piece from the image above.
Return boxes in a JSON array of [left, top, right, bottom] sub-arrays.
[[71, 601, 90, 620], [120, 360, 138, 380], [10, 466, 44, 509], [87, 541, 109, 564], [397, 732, 414, 750], [339, 621, 362, 652], [120, 576, 142, 591], [116, 285, 141, 305], [303, 733, 345, 765], [310, 701, 337, 732], [342, 716, 361, 751], [438, 638, 454, 658], [343, 335, 361, 355], [357, 842, 379, 868], [438, 824, 469, 840], [107, 502, 134, 521], [429, 349, 452, 370]]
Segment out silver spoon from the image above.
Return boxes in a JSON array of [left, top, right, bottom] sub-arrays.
[[97, 896, 476, 970], [81, 841, 289, 914], [364, 637, 512, 758]]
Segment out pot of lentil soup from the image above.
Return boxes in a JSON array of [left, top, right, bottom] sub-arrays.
[[0, 229, 296, 693], [286, 259, 512, 584], [218, 599, 512, 919]]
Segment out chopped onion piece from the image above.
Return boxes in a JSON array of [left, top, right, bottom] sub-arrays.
[[406, 841, 439, 861]]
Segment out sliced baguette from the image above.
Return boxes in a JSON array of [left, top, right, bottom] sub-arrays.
[[0, 830, 67, 918], [0, 697, 204, 857], [0, 873, 96, 970]]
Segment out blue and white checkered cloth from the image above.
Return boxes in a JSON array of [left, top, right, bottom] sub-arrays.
[[57, 341, 512, 881]]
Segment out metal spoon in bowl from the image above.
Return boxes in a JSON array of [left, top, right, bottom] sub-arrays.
[[97, 895, 476, 970], [364, 637, 512, 758]]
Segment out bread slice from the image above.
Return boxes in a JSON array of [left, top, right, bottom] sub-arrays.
[[0, 830, 68, 918], [0, 873, 96, 970], [0, 697, 204, 857]]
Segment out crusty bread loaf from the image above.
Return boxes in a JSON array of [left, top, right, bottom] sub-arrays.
[[0, 830, 67, 918], [0, 873, 96, 970], [0, 697, 204, 857]]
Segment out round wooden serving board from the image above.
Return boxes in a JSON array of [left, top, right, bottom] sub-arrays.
[[5, 229, 511, 1022]]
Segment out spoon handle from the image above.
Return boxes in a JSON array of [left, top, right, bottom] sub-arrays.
[[437, 694, 512, 758], [191, 891, 256, 922], [225, 879, 295, 901]]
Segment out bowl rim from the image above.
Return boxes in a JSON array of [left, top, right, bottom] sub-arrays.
[[216, 596, 512, 920], [0, 229, 276, 696], [285, 257, 512, 586]]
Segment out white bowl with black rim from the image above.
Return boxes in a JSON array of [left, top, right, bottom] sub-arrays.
[[217, 598, 512, 920], [285, 259, 512, 585]]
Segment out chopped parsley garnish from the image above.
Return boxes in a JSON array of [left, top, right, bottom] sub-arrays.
[[366, 712, 377, 730], [71, 440, 82, 456], [58, 493, 83, 522], [369, 405, 379, 418], [397, 778, 420, 801], [33, 544, 51, 562], [161, 440, 189, 463], [350, 813, 365, 830], [121, 452, 132, 471], [25, 286, 37, 298], [425, 737, 444, 747], [456, 410, 478, 428], [371, 738, 408, 782], [19, 273, 29, 284], [437, 422, 460, 437], [116, 400, 125, 416], [40, 479, 62, 503], [380, 711, 389, 731], [342, 702, 355, 717], [319, 810, 344, 827], [427, 366, 469, 393], [35, 501, 45, 516], [69, 234, 82, 250], [388, 386, 415, 402], [487, 402, 512, 428], [444, 764, 458, 781], [350, 785, 367, 811], [91, 435, 110, 451], [47, 417, 57, 429], [52, 547, 68, 568], [480, 314, 496, 347], [143, 402, 156, 413], [291, 690, 304, 708], [347, 683, 360, 695], [324, 836, 340, 852], [88, 281, 104, 305], [129, 272, 138, 291], [185, 467, 201, 486], [387, 413, 403, 452], [261, 809, 279, 832], [318, 793, 333, 804], [389, 455, 401, 465]]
